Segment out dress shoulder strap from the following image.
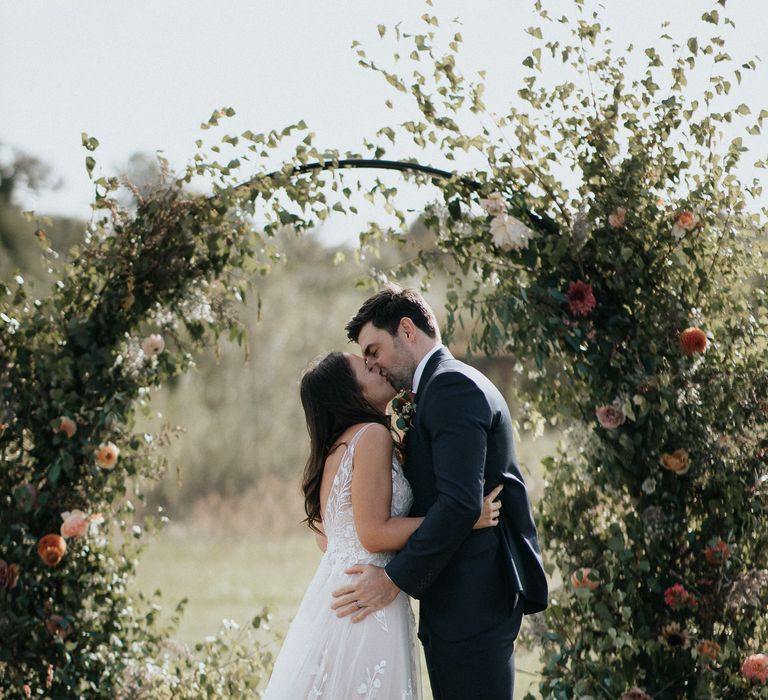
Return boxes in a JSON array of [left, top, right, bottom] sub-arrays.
[[347, 422, 375, 450]]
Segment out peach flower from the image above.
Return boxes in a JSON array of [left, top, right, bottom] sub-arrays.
[[680, 327, 708, 355], [141, 333, 165, 357], [60, 510, 90, 539], [660, 449, 690, 475], [677, 211, 698, 229], [37, 534, 67, 567], [570, 567, 599, 591], [741, 653, 768, 683], [672, 210, 698, 240], [56, 416, 77, 439], [608, 207, 626, 228], [95, 441, 120, 470], [595, 404, 626, 429]]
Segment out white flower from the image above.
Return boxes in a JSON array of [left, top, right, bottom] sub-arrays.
[[641, 477, 656, 494], [141, 334, 165, 357], [490, 214, 534, 251], [480, 192, 508, 216]]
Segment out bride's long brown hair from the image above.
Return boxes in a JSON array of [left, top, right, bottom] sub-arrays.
[[299, 352, 389, 533]]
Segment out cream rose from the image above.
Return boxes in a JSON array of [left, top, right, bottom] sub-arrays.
[[490, 214, 534, 251]]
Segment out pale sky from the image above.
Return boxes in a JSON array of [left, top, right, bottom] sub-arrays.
[[2, 1, 767, 245]]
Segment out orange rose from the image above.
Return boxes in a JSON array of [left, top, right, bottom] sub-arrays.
[[95, 441, 120, 470], [37, 534, 67, 567], [56, 417, 77, 438], [677, 211, 698, 230], [697, 640, 721, 661], [570, 567, 599, 591], [660, 449, 690, 475], [679, 327, 707, 355]]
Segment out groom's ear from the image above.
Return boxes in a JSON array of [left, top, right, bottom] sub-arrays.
[[399, 317, 418, 342]]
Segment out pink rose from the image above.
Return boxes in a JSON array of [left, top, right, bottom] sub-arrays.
[[56, 416, 77, 438], [596, 405, 626, 429], [60, 510, 90, 539], [742, 654, 768, 683]]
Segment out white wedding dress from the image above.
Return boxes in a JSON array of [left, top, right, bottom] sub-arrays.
[[263, 423, 422, 700]]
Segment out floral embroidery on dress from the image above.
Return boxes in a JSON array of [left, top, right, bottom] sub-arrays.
[[374, 608, 388, 632], [308, 644, 329, 698], [357, 660, 387, 698], [402, 677, 416, 700]]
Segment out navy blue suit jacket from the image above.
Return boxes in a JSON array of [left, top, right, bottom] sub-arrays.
[[384, 348, 548, 641]]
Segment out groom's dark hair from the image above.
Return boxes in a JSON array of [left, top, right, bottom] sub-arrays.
[[346, 284, 439, 342]]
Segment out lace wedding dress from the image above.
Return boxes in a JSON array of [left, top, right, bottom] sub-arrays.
[[262, 423, 422, 700]]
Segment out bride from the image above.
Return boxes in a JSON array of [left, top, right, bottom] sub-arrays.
[[262, 352, 501, 699]]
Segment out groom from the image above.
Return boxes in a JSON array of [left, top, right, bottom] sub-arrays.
[[332, 285, 548, 699]]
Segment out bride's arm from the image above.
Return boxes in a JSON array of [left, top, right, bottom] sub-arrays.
[[351, 425, 502, 553], [351, 424, 422, 553]]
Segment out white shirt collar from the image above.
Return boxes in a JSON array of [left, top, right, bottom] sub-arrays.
[[412, 345, 443, 394]]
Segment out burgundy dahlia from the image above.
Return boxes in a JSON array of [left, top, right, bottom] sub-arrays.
[[567, 280, 596, 317]]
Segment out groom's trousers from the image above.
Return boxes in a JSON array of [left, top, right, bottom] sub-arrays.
[[419, 599, 524, 700]]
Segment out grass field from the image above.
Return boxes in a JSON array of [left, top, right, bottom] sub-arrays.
[[132, 527, 544, 698]]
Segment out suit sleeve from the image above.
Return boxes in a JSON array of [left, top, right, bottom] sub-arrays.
[[384, 371, 491, 598]]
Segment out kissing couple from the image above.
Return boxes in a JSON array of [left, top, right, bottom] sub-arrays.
[[263, 285, 548, 699]]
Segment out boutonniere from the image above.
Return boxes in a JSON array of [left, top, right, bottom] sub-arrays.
[[391, 389, 416, 434]]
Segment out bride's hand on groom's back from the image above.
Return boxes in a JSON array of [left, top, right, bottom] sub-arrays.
[[473, 484, 503, 529]]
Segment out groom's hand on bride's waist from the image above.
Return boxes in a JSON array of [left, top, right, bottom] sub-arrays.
[[331, 564, 400, 623]]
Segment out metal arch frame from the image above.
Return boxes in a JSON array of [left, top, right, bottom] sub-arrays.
[[231, 158, 558, 234]]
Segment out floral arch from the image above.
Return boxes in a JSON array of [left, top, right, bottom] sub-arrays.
[[2, 2, 768, 697]]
